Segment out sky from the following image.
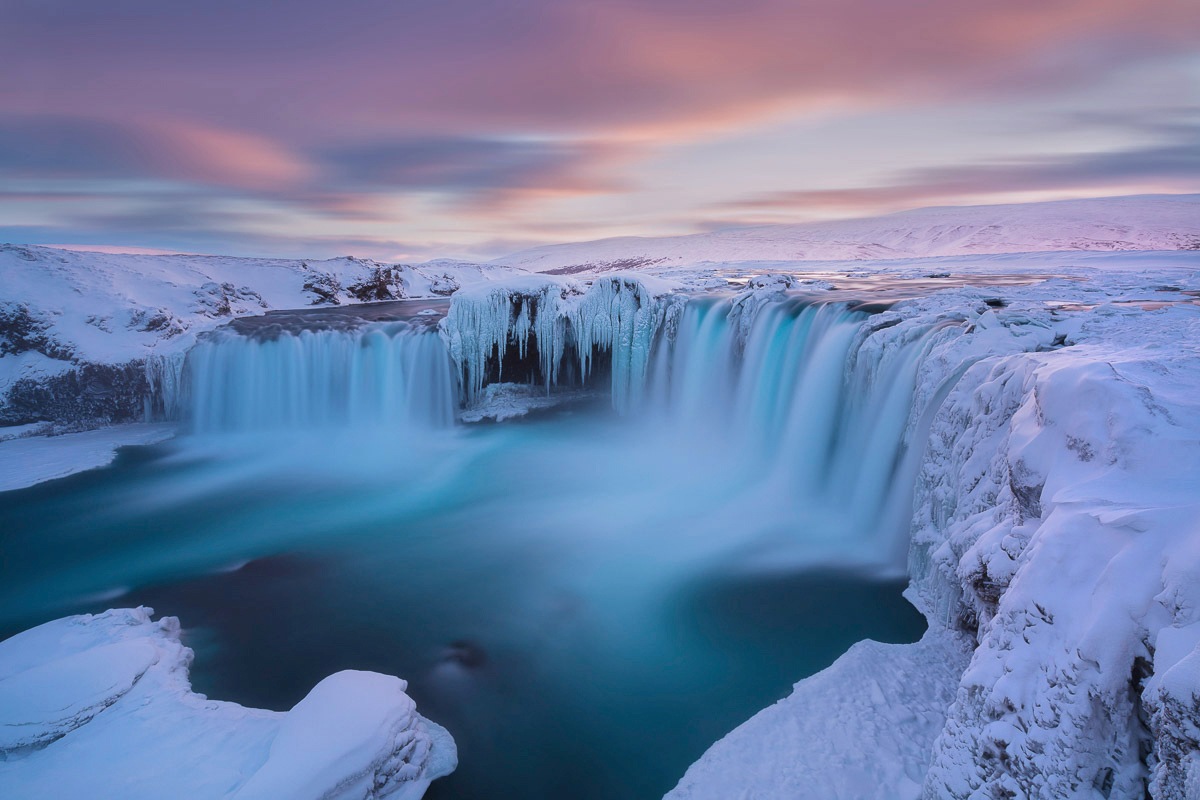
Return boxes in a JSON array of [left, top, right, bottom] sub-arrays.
[[3, 0, 1198, 261]]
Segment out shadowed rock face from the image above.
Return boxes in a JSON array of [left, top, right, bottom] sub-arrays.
[[1, 363, 151, 428], [0, 304, 74, 361], [225, 299, 450, 339]]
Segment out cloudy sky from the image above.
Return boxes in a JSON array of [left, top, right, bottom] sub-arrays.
[[4, 0, 1198, 260]]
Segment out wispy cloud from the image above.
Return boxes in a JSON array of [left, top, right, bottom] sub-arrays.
[[720, 119, 1200, 216], [2, 1, 1198, 254]]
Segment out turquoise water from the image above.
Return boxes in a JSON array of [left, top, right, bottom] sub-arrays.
[[0, 409, 924, 799]]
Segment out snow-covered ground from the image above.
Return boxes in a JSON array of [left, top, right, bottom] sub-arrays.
[[493, 194, 1200, 273], [0, 607, 456, 799]]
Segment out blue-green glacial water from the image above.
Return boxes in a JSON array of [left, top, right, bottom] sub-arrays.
[[0, 299, 937, 799]]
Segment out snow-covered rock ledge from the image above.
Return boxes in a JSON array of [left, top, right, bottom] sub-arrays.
[[0, 607, 457, 799]]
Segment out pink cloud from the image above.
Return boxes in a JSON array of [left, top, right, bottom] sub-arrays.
[[6, 0, 1197, 141]]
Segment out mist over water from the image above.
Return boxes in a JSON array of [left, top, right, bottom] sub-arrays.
[[0, 296, 944, 799]]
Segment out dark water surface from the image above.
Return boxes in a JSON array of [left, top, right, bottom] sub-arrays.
[[0, 413, 924, 799]]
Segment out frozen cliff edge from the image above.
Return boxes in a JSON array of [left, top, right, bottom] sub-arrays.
[[0, 607, 457, 800], [669, 276, 1200, 798], [911, 302, 1200, 799]]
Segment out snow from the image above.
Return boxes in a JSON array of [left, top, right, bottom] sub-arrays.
[[0, 422, 175, 492], [493, 194, 1200, 273], [0, 607, 456, 800], [666, 630, 973, 800]]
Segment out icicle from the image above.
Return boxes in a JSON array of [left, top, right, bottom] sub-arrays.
[[439, 274, 675, 413]]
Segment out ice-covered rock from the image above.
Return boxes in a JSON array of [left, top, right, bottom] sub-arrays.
[[909, 303, 1200, 799], [0, 607, 456, 800]]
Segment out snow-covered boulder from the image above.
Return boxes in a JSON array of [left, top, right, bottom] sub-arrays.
[[0, 607, 456, 800]]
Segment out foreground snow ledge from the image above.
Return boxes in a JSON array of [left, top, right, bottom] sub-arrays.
[[666, 629, 973, 800], [0, 607, 456, 799]]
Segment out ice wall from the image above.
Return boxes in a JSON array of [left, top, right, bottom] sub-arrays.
[[184, 324, 456, 433]]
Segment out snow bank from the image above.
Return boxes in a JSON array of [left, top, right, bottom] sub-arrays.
[[667, 630, 972, 800], [0, 607, 456, 799], [0, 422, 175, 492]]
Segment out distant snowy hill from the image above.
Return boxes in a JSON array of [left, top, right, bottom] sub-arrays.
[[493, 195, 1200, 273]]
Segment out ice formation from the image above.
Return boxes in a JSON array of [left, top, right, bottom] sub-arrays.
[[0, 607, 456, 800], [440, 273, 680, 413]]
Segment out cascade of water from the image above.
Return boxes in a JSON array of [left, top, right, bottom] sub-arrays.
[[143, 352, 188, 421], [641, 296, 960, 559], [184, 324, 456, 433]]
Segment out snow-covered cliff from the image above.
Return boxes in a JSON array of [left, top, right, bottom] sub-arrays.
[[910, 303, 1200, 799]]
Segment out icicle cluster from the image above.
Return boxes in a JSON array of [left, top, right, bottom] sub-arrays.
[[439, 275, 676, 413]]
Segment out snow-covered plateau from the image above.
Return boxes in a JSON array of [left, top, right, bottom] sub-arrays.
[[2, 194, 1199, 799]]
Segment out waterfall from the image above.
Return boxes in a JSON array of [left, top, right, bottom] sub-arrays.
[[174, 280, 964, 571], [184, 323, 457, 433], [641, 297, 959, 563]]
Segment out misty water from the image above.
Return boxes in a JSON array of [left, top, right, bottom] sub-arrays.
[[0, 299, 936, 799]]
